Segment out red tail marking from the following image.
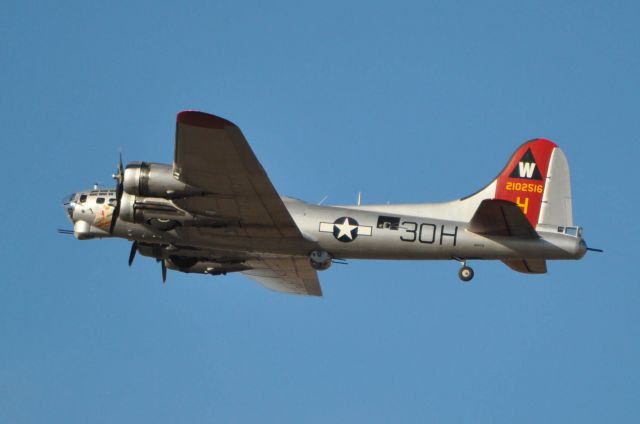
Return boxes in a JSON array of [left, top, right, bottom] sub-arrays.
[[495, 139, 557, 227]]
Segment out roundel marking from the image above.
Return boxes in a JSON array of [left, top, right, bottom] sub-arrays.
[[333, 217, 359, 242]]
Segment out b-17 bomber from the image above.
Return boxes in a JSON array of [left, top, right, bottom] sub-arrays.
[[61, 111, 599, 296]]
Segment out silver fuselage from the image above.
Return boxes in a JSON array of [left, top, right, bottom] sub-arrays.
[[64, 191, 586, 263]]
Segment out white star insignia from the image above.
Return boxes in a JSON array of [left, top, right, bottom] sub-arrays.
[[335, 217, 358, 240]]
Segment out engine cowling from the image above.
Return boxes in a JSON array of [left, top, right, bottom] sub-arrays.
[[118, 192, 183, 230], [118, 192, 137, 223], [123, 162, 199, 198]]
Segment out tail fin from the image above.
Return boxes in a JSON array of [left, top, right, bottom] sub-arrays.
[[493, 138, 573, 228]]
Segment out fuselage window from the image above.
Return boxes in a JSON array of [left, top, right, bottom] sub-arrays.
[[565, 227, 578, 237], [79, 194, 87, 203], [96, 197, 105, 204]]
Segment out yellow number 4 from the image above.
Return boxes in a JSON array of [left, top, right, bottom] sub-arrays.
[[516, 196, 529, 215]]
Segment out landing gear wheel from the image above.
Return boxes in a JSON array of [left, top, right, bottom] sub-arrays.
[[458, 266, 474, 282]]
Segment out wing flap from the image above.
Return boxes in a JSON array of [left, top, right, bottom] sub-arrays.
[[242, 256, 322, 296], [468, 199, 538, 238]]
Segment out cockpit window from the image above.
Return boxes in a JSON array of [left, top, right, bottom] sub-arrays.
[[96, 197, 105, 204]]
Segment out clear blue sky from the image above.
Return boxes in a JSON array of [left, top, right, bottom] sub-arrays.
[[1, 1, 638, 422]]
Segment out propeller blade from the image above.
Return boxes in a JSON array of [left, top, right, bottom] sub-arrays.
[[109, 204, 120, 235], [587, 247, 603, 253], [128, 241, 138, 266], [118, 151, 124, 178], [161, 259, 167, 283], [109, 152, 125, 235]]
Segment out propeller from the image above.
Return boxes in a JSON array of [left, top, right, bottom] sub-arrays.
[[155, 257, 168, 283], [128, 241, 138, 266], [161, 259, 167, 283], [129, 241, 167, 283], [109, 152, 125, 235]]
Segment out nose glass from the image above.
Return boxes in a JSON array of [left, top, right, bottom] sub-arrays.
[[62, 193, 76, 221]]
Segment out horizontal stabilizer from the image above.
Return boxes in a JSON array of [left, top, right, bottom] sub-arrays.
[[502, 259, 547, 274], [468, 199, 538, 238]]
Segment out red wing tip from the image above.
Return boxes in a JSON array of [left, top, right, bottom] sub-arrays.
[[177, 111, 235, 129]]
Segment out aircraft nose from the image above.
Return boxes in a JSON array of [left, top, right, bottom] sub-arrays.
[[62, 193, 76, 222]]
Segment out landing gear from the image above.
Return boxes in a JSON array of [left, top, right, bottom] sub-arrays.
[[453, 257, 474, 282], [458, 265, 474, 282]]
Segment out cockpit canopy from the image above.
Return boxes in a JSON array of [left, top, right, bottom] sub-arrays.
[[61, 188, 117, 223]]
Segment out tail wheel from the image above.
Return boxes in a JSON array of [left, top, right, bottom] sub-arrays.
[[458, 266, 474, 282]]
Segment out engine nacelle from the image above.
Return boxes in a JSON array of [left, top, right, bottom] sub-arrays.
[[123, 162, 199, 198], [118, 192, 183, 230], [118, 192, 137, 223], [165, 257, 250, 275]]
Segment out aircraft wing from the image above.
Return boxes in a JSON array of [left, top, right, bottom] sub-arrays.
[[242, 256, 322, 296], [170, 111, 321, 296], [165, 249, 322, 296], [172, 111, 309, 240]]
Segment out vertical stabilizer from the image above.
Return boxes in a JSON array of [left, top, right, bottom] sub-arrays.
[[493, 139, 557, 227], [489, 139, 573, 228]]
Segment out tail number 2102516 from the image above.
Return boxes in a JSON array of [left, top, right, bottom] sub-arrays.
[[506, 181, 543, 193]]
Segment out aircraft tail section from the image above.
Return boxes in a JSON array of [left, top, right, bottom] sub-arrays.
[[348, 138, 574, 230], [491, 139, 573, 228]]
